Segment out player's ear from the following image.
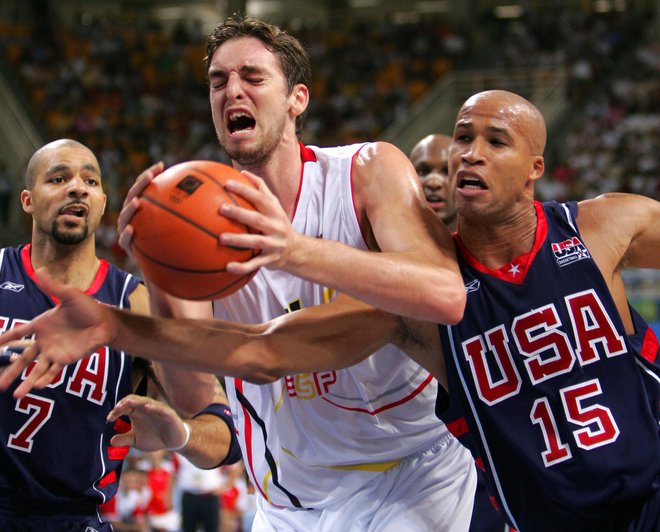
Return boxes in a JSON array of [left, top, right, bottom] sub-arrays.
[[20, 189, 33, 214], [289, 83, 309, 118], [530, 155, 544, 182]]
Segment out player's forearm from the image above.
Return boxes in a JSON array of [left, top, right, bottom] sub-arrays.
[[257, 296, 404, 377], [108, 308, 260, 376], [108, 296, 402, 383], [284, 235, 466, 324], [178, 413, 233, 469]]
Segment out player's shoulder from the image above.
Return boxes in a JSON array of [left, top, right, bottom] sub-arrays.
[[306, 142, 369, 162], [0, 245, 27, 279], [578, 193, 658, 229]]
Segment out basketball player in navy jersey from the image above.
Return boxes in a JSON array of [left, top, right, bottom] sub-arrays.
[[411, 133, 514, 532], [0, 139, 239, 531]]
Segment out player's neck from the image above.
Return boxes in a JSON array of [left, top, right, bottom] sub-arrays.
[[29, 236, 101, 291], [457, 204, 538, 270], [233, 138, 303, 218]]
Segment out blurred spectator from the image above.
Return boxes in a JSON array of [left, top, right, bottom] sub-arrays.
[[219, 462, 256, 532], [146, 450, 180, 532], [176, 454, 224, 532], [111, 466, 152, 532]]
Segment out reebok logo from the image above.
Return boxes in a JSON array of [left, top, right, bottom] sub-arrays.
[[465, 279, 480, 294], [0, 281, 24, 293], [551, 237, 590, 267]]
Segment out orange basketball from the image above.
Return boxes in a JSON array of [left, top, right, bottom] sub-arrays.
[[130, 160, 261, 300]]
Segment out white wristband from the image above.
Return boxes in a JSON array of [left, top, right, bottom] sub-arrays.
[[167, 421, 191, 451]]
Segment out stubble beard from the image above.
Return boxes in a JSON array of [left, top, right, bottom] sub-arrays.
[[219, 115, 287, 169], [51, 220, 89, 245]]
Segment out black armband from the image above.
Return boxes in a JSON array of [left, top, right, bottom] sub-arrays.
[[193, 403, 242, 467]]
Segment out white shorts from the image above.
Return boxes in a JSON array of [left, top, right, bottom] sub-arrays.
[[251, 433, 476, 532]]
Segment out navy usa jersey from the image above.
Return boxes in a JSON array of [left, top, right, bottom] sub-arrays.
[[0, 245, 139, 517], [441, 201, 660, 532]]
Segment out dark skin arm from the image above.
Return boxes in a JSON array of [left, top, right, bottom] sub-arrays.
[[0, 270, 407, 398]]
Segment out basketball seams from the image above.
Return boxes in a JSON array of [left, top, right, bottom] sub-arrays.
[[141, 194, 222, 240], [139, 194, 259, 259], [132, 242, 255, 299], [145, 164, 257, 240]]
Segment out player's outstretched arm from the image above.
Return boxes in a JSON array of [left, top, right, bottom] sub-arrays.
[[218, 142, 466, 323], [0, 273, 405, 396], [106, 292, 405, 384]]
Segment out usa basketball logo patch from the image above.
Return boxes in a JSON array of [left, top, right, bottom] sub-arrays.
[[551, 236, 590, 267]]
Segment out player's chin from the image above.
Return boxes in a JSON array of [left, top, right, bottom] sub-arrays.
[[52, 225, 89, 245]]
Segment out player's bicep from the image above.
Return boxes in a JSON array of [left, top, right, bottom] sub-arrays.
[[580, 194, 660, 270], [620, 195, 660, 269], [355, 142, 453, 255]]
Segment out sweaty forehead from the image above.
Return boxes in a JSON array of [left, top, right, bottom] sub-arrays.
[[456, 92, 545, 153], [457, 100, 523, 130], [209, 36, 279, 72], [38, 146, 99, 176]]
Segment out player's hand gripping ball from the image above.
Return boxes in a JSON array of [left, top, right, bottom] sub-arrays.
[[130, 161, 261, 300]]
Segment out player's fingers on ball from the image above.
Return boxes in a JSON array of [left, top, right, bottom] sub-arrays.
[[221, 206, 267, 233], [225, 259, 257, 275], [242, 171, 277, 200], [118, 198, 140, 231], [226, 254, 274, 274], [129, 161, 163, 198], [225, 179, 264, 208], [118, 225, 135, 252], [219, 231, 261, 250]]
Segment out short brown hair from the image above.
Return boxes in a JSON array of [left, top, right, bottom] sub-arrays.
[[205, 14, 312, 137]]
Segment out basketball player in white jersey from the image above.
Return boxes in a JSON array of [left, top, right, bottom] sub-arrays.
[[2, 15, 475, 531]]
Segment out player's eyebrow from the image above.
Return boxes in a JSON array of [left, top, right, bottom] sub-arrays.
[[45, 163, 100, 176], [209, 64, 267, 79]]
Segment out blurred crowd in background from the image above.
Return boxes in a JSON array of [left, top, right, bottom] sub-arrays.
[[0, 5, 657, 271], [101, 449, 257, 532]]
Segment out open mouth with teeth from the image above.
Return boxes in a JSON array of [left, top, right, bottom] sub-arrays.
[[458, 178, 487, 189], [60, 205, 88, 218], [228, 112, 256, 134]]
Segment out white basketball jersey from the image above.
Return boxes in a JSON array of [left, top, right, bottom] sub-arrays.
[[214, 143, 449, 509]]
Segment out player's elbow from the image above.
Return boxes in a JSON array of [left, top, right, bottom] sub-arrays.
[[429, 284, 466, 325]]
